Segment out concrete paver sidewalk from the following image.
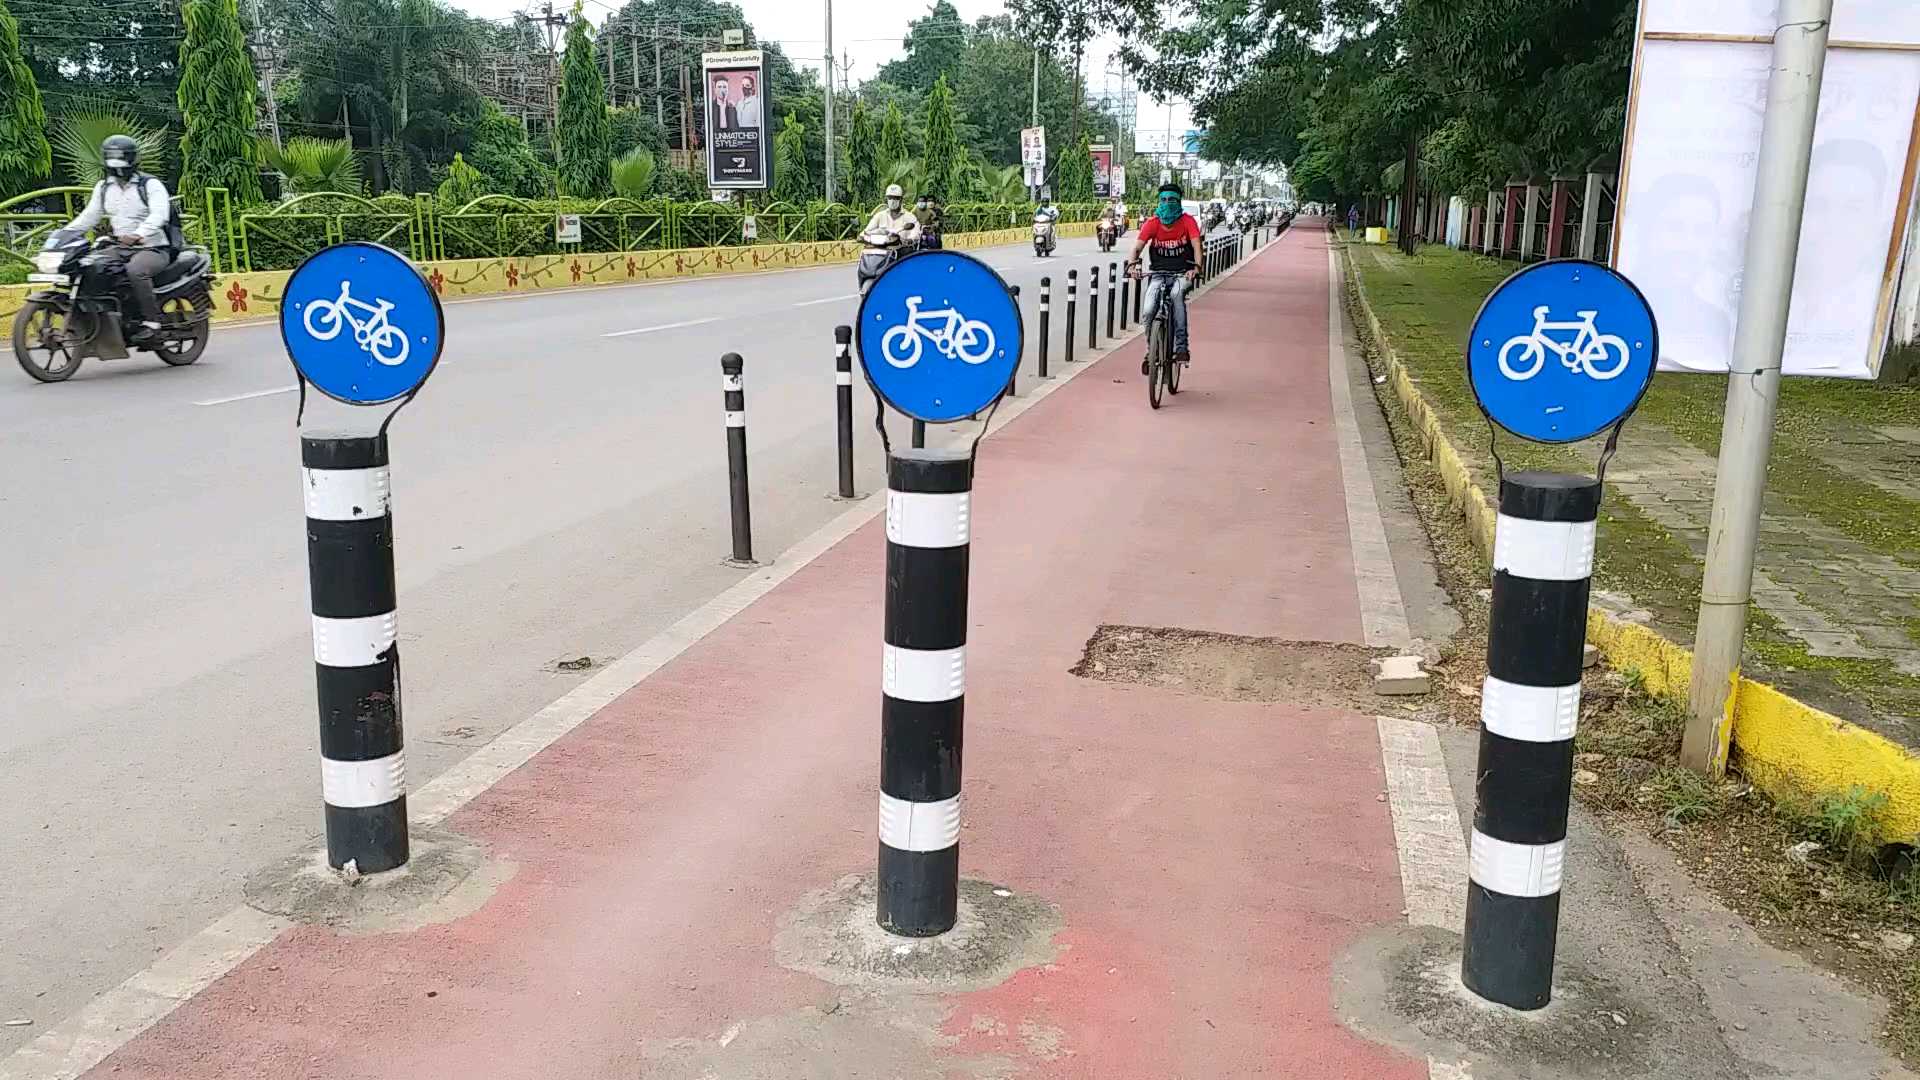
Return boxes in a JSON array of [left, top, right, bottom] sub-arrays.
[[68, 226, 1433, 1079]]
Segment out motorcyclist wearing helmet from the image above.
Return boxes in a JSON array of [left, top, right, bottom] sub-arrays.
[[63, 135, 172, 340], [915, 193, 944, 250], [864, 183, 921, 243]]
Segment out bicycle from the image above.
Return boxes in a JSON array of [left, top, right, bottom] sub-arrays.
[[303, 280, 411, 366], [1131, 266, 1186, 409], [1497, 305, 1628, 382], [879, 294, 996, 369]]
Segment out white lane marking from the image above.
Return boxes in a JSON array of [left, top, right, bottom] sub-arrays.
[[602, 316, 722, 338], [1376, 714, 1476, 1080], [0, 273, 1127, 1080], [1327, 246, 1414, 649], [793, 293, 858, 307], [193, 385, 297, 406]]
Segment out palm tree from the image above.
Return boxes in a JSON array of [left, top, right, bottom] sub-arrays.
[[610, 147, 655, 199], [51, 101, 168, 187], [259, 136, 362, 195]]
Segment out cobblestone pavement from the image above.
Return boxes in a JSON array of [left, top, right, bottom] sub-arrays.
[[1601, 426, 1920, 680]]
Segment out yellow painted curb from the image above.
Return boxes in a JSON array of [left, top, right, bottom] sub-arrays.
[[1342, 248, 1920, 840], [0, 223, 1091, 326]]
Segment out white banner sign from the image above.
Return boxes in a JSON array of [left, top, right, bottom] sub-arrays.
[[555, 214, 581, 244], [1615, 4, 1920, 377], [1111, 165, 1127, 198]]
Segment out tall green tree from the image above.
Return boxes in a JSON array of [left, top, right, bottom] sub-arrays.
[[556, 8, 612, 196], [771, 115, 809, 201], [1055, 127, 1092, 201], [176, 0, 262, 204], [0, 0, 50, 194], [920, 75, 960, 200], [879, 102, 910, 179], [877, 1, 967, 94], [465, 102, 548, 197], [846, 99, 881, 208]]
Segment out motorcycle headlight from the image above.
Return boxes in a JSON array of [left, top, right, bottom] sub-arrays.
[[34, 251, 65, 274]]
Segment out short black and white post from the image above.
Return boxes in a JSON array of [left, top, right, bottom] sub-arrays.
[[721, 352, 754, 565], [877, 448, 971, 936], [1065, 271, 1078, 365], [1461, 471, 1599, 1010], [1038, 276, 1052, 378], [1007, 284, 1020, 395], [1088, 264, 1100, 350], [835, 325, 855, 499], [1132, 272, 1142, 327], [304, 434, 409, 874], [1106, 261, 1117, 339]]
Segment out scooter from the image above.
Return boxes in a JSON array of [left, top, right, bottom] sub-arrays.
[[1032, 213, 1057, 257], [857, 229, 906, 294]]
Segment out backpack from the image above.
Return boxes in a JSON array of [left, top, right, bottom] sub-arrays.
[[95, 173, 187, 251]]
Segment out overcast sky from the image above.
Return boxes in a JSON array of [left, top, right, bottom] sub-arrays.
[[443, 0, 1195, 140]]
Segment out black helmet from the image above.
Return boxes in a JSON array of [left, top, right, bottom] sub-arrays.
[[101, 134, 139, 179]]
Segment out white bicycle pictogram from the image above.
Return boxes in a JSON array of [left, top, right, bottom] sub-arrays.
[[880, 295, 997, 369], [1497, 305, 1629, 382], [302, 281, 411, 366]]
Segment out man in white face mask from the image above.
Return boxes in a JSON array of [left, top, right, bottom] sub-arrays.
[[863, 183, 921, 242]]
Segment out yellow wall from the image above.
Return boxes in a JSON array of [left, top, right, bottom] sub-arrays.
[[0, 223, 1088, 325]]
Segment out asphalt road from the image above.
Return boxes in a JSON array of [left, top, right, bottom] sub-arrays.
[[0, 230, 1143, 1048]]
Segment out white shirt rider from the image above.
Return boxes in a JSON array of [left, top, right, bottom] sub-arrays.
[[67, 173, 170, 248]]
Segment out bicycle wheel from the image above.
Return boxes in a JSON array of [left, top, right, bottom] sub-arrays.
[[1147, 318, 1165, 410], [1166, 344, 1182, 395]]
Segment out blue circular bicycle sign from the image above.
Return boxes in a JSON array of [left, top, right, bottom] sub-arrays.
[[280, 241, 444, 405], [857, 250, 1023, 423], [1466, 259, 1658, 444]]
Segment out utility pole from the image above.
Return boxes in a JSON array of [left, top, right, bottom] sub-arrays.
[[1681, 0, 1835, 775], [630, 29, 640, 116], [824, 0, 835, 202], [536, 1, 568, 132], [654, 14, 664, 127], [607, 22, 617, 106]]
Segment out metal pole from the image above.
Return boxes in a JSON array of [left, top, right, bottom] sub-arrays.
[[823, 0, 835, 202], [876, 448, 971, 937], [912, 419, 926, 449], [1008, 284, 1020, 395], [303, 433, 409, 875], [1065, 271, 1077, 364], [1106, 262, 1116, 339], [654, 13, 663, 126], [1460, 471, 1599, 1010], [1577, 171, 1604, 261], [835, 325, 855, 498], [1132, 273, 1142, 330], [1088, 265, 1100, 350], [1684, 0, 1834, 776], [1031, 46, 1040, 127], [1038, 276, 1051, 377], [721, 353, 754, 565]]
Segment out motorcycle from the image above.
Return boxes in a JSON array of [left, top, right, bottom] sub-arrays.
[[1032, 213, 1057, 257], [857, 228, 906, 294], [1096, 218, 1118, 253], [13, 229, 213, 383]]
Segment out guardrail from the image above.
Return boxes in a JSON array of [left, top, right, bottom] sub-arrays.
[[1, 190, 1117, 276]]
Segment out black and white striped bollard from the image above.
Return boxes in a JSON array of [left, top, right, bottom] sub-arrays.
[[835, 325, 855, 499], [1106, 261, 1117, 339], [1065, 271, 1078, 364], [877, 447, 970, 936], [1007, 284, 1020, 395], [1461, 470, 1599, 1010], [1038, 276, 1051, 378], [304, 433, 408, 874], [721, 352, 754, 565], [1132, 272, 1142, 327], [1088, 264, 1100, 351]]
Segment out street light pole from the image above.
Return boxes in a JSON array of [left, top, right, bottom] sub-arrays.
[[824, 0, 836, 203], [1029, 44, 1041, 202], [1681, 0, 1834, 776]]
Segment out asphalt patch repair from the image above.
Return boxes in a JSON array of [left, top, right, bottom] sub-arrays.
[[1070, 624, 1390, 711]]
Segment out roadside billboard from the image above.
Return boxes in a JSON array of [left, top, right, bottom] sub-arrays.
[[1613, 1, 1920, 377], [1091, 144, 1114, 197], [1021, 126, 1046, 189], [702, 49, 769, 190], [1111, 165, 1127, 198]]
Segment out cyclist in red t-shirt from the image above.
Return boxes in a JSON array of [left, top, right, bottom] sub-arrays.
[[1126, 181, 1205, 367]]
